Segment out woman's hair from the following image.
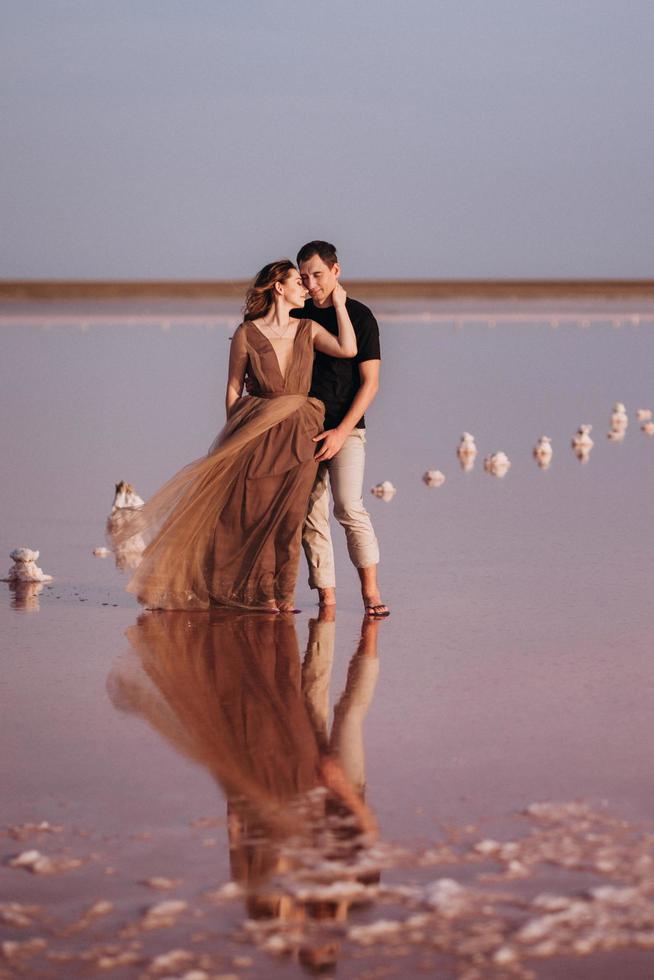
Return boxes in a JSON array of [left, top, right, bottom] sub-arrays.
[[244, 259, 296, 320]]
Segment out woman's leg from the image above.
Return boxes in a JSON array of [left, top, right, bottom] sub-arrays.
[[275, 462, 319, 610]]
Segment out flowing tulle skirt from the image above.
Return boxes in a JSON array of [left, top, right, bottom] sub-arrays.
[[112, 393, 324, 610]]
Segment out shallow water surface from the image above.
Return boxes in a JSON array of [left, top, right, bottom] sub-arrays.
[[2, 297, 654, 977]]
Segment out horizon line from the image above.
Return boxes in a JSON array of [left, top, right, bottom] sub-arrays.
[[2, 278, 654, 301]]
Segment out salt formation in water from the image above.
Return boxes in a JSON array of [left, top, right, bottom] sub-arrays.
[[422, 469, 446, 487], [9, 582, 44, 612], [611, 402, 628, 428], [140, 898, 188, 930], [106, 481, 146, 569], [111, 481, 145, 511], [147, 950, 194, 974], [371, 481, 396, 500], [573, 444, 592, 463], [457, 432, 477, 459], [641, 420, 654, 436], [484, 451, 511, 477], [3, 548, 53, 584], [9, 849, 83, 875], [533, 436, 553, 469], [141, 876, 182, 891], [636, 408, 652, 421], [572, 424, 593, 449], [608, 402, 629, 441], [7, 800, 654, 976], [571, 424, 594, 460], [456, 433, 478, 471], [572, 428, 593, 461], [610, 408, 628, 436]]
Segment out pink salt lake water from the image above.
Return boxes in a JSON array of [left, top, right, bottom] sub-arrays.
[[1, 294, 654, 977]]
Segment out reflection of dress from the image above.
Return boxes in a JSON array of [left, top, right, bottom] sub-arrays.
[[108, 609, 379, 890], [108, 609, 323, 884], [119, 320, 324, 610], [111, 611, 321, 802]]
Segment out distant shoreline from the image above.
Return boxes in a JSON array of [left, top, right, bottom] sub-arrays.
[[2, 279, 654, 301]]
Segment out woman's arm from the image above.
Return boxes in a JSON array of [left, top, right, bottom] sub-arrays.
[[311, 283, 357, 359], [225, 326, 249, 417]]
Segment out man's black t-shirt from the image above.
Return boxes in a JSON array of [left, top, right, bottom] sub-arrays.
[[291, 297, 381, 430]]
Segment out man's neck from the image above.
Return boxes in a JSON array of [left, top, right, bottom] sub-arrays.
[[312, 295, 334, 310]]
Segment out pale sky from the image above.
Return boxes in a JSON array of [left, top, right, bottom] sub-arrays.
[[2, 1, 653, 279]]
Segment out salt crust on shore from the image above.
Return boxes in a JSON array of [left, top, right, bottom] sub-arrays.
[[3, 801, 654, 977]]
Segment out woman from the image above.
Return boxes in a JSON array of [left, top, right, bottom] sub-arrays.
[[117, 260, 357, 612]]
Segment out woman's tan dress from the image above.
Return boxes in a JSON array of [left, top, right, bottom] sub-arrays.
[[119, 319, 324, 610]]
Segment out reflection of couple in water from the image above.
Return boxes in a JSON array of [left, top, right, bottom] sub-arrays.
[[110, 608, 380, 970], [115, 240, 389, 617]]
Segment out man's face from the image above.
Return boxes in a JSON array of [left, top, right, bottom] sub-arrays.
[[299, 255, 340, 308]]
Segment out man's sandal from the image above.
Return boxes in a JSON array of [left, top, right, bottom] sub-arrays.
[[364, 602, 390, 618]]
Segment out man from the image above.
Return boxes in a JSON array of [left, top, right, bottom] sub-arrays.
[[291, 241, 389, 617]]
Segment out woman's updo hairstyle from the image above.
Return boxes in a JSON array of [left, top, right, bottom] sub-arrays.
[[244, 259, 296, 320]]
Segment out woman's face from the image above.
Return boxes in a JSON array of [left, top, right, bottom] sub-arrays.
[[279, 269, 308, 309]]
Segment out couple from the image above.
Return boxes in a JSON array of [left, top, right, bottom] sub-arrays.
[[124, 240, 388, 617]]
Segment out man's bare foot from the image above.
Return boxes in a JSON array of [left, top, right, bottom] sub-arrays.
[[318, 587, 336, 607]]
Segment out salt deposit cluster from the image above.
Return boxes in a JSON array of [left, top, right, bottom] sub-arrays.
[[104, 481, 146, 570], [533, 435, 553, 469], [110, 480, 144, 511], [571, 424, 593, 463], [4, 800, 651, 976], [484, 450, 511, 478], [371, 402, 652, 497], [422, 469, 446, 487], [2, 549, 52, 584], [1, 551, 51, 612], [456, 432, 478, 473], [370, 480, 396, 500], [607, 401, 628, 442], [3, 481, 150, 603], [2, 403, 652, 587]]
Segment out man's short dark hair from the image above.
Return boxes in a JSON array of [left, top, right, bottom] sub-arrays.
[[296, 240, 338, 268]]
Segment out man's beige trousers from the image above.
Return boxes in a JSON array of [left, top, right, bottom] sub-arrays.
[[301, 429, 380, 589]]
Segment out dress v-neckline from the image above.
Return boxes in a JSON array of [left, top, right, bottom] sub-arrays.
[[249, 319, 304, 385]]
